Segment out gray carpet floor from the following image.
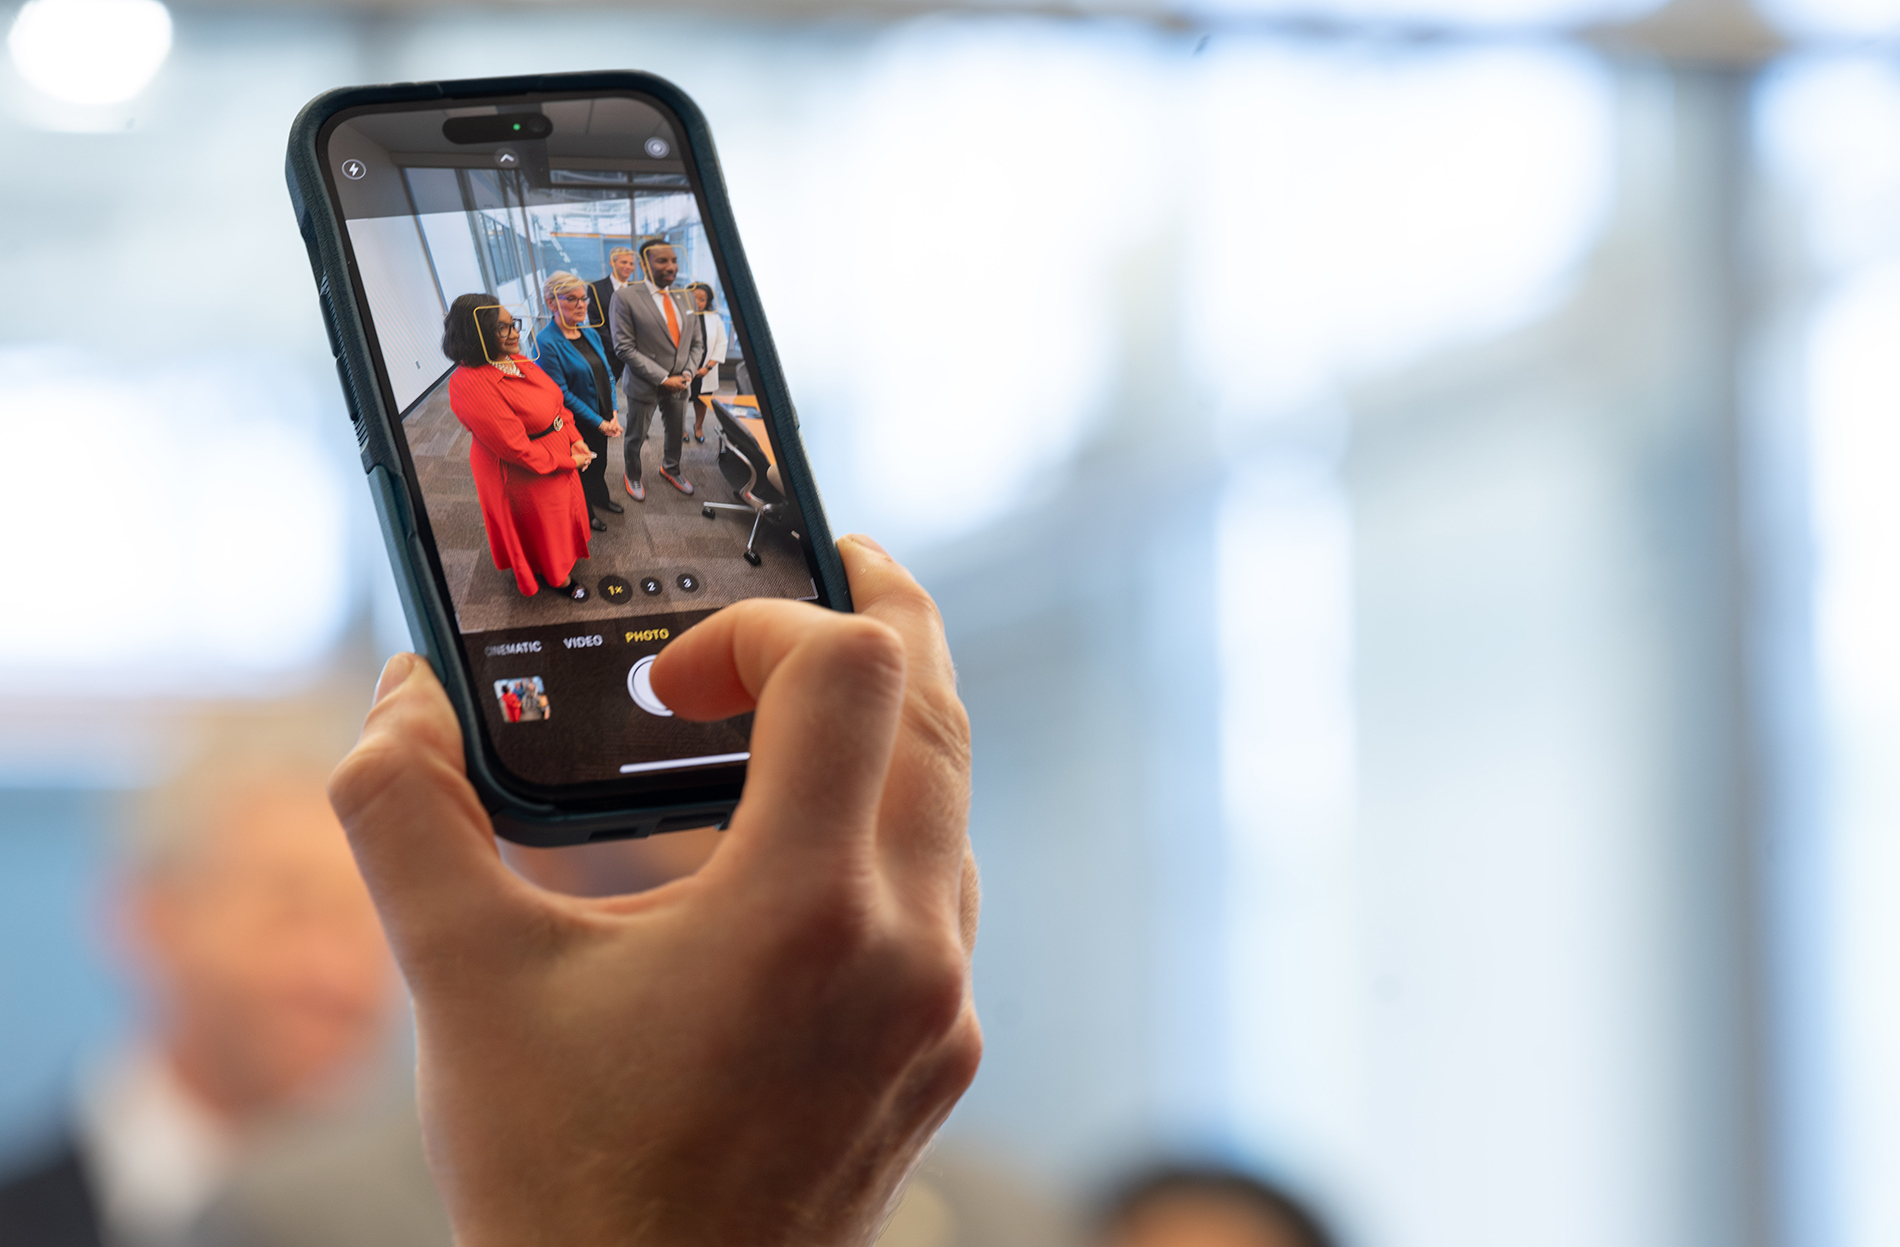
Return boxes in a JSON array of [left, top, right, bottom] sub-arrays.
[[402, 370, 816, 634]]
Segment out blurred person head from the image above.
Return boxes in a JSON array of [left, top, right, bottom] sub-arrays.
[[120, 712, 395, 1125], [639, 240, 678, 288], [609, 246, 636, 283], [1095, 1165, 1335, 1247], [690, 282, 715, 313]]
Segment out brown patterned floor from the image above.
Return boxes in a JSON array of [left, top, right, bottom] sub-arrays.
[[402, 370, 817, 635]]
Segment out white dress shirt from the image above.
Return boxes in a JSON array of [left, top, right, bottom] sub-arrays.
[[77, 1049, 236, 1247]]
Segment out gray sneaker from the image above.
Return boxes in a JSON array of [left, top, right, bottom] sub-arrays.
[[625, 474, 646, 502]]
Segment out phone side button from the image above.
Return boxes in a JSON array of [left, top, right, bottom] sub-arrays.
[[318, 293, 343, 357], [368, 463, 416, 539], [334, 358, 363, 429]]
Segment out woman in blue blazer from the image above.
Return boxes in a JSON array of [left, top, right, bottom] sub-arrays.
[[538, 272, 624, 528]]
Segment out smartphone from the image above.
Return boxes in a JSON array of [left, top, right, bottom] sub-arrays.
[[286, 72, 849, 846]]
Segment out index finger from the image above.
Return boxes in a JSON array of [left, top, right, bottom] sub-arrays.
[[835, 536, 973, 932], [836, 534, 957, 696]]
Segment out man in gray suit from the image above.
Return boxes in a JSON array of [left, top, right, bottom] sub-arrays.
[[610, 239, 704, 500]]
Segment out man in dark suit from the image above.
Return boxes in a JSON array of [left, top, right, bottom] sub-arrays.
[[0, 722, 397, 1247], [609, 239, 704, 500], [585, 245, 637, 349]]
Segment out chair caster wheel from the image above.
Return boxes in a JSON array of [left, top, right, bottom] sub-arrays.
[[744, 550, 762, 567], [701, 505, 713, 519]]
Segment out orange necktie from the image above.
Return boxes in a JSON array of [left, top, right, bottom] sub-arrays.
[[662, 290, 680, 347]]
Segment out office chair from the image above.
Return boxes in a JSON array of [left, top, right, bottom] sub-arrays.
[[701, 400, 791, 566]]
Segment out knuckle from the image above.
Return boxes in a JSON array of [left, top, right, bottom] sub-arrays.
[[779, 880, 881, 968], [896, 933, 973, 1043], [888, 578, 949, 633], [326, 736, 405, 826], [810, 616, 908, 692], [905, 683, 973, 770], [841, 613, 908, 666], [937, 1009, 985, 1093], [885, 578, 946, 627]]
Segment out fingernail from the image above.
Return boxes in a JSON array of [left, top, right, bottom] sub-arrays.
[[845, 533, 889, 559], [373, 653, 417, 706]]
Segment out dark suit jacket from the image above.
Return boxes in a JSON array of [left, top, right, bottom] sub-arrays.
[[0, 1141, 104, 1247], [585, 277, 616, 344]]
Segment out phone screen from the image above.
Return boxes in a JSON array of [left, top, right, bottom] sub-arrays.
[[319, 93, 822, 793]]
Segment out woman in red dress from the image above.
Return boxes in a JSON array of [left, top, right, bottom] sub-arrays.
[[443, 294, 596, 601]]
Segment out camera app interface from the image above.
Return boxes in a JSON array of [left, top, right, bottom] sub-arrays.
[[323, 95, 818, 788]]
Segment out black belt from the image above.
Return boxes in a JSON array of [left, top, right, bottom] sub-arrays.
[[528, 415, 565, 440]]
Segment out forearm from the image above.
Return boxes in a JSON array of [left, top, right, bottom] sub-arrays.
[[491, 433, 567, 475], [561, 386, 605, 432], [627, 350, 669, 386]]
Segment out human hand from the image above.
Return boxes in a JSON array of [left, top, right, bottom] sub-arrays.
[[328, 535, 979, 1247], [599, 419, 622, 437], [661, 374, 689, 392], [570, 441, 596, 469]]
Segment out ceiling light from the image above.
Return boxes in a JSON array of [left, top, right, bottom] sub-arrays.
[[7, 0, 173, 107]]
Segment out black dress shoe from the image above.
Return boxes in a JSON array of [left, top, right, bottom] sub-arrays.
[[591, 516, 608, 532], [600, 499, 624, 514]]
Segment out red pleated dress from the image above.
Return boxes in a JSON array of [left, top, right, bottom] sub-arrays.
[[448, 359, 591, 597]]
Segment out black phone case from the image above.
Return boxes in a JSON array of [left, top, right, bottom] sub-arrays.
[[285, 70, 852, 846]]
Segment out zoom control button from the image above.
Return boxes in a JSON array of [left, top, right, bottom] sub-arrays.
[[640, 576, 663, 596], [675, 573, 701, 593]]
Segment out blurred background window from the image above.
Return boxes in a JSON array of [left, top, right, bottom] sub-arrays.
[[3, 1, 1898, 1246], [1759, 51, 1900, 1247]]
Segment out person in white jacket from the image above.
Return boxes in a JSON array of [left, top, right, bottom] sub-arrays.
[[687, 281, 730, 444]]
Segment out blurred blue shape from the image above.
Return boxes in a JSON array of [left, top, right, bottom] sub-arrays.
[[0, 791, 129, 1167]]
